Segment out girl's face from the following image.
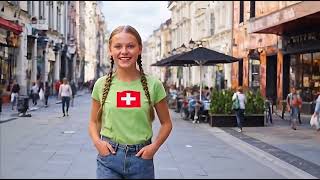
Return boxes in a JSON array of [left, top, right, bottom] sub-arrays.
[[109, 32, 142, 69]]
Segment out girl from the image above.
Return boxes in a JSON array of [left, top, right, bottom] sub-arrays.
[[88, 25, 172, 179]]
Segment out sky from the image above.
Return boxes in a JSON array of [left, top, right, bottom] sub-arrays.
[[101, 1, 171, 42]]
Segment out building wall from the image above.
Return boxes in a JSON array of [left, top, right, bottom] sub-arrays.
[[232, 1, 280, 93]]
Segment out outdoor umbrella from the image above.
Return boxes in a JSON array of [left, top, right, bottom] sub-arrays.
[[162, 47, 239, 98], [151, 53, 186, 67]]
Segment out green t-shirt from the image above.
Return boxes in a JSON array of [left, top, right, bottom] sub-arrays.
[[91, 75, 167, 145]]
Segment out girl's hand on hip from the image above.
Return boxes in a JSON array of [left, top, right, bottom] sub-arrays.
[[135, 143, 158, 160], [95, 139, 116, 156]]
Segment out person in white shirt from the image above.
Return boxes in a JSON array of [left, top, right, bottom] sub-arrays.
[[232, 86, 247, 132], [31, 82, 39, 106], [59, 78, 73, 117]]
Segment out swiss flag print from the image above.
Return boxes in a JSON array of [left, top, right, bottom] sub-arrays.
[[117, 90, 141, 108]]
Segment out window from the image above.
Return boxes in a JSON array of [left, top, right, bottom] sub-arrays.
[[57, 6, 60, 31], [290, 53, 320, 101], [27, 1, 32, 16], [39, 1, 42, 19], [239, 1, 244, 23], [249, 59, 260, 89], [32, 1, 35, 17], [250, 1, 255, 18], [210, 13, 215, 35]]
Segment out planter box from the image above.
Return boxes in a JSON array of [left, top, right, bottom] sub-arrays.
[[209, 114, 264, 127]]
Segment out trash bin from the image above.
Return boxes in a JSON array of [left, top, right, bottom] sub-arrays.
[[17, 95, 29, 114]]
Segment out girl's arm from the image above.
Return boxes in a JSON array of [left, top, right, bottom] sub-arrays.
[[136, 98, 172, 159], [88, 99, 101, 143], [88, 99, 115, 156], [153, 98, 173, 150]]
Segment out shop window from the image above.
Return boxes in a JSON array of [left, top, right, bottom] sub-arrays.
[[250, 1, 255, 18], [239, 1, 244, 23], [249, 59, 260, 90], [290, 53, 320, 102]]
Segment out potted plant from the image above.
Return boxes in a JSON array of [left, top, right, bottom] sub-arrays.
[[243, 90, 265, 127], [209, 88, 265, 127], [209, 89, 237, 127]]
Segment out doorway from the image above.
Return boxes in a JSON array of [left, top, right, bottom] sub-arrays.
[[266, 55, 277, 103]]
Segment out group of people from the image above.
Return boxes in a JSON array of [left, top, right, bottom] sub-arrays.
[[0, 78, 78, 118], [232, 86, 320, 132], [285, 87, 320, 131], [168, 84, 319, 133], [168, 85, 212, 124], [30, 78, 77, 117]]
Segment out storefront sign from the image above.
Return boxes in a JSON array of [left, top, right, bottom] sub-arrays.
[[283, 32, 320, 52]]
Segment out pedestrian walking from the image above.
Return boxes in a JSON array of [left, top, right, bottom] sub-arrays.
[[59, 78, 72, 117], [70, 81, 77, 107], [0, 81, 4, 115], [44, 82, 50, 107], [311, 94, 320, 131], [55, 80, 61, 99], [10, 80, 20, 110], [232, 86, 246, 133], [286, 87, 302, 130], [38, 81, 45, 106], [88, 25, 172, 179], [30, 82, 39, 106]]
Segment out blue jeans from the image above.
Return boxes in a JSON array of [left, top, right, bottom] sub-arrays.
[[290, 106, 299, 122], [235, 109, 245, 129], [97, 136, 154, 179], [61, 96, 70, 114]]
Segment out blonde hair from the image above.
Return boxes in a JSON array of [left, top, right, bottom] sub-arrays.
[[237, 86, 243, 93], [96, 25, 154, 128]]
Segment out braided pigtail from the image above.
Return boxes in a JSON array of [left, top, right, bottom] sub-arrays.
[[96, 57, 114, 130], [137, 55, 155, 122]]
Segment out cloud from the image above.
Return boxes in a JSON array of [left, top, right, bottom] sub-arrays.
[[101, 1, 171, 41]]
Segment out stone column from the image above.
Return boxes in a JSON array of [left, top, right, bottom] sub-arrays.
[[54, 50, 60, 81], [32, 38, 37, 82], [243, 56, 249, 89], [277, 50, 284, 106], [260, 50, 267, 97], [16, 30, 28, 95], [44, 44, 49, 82]]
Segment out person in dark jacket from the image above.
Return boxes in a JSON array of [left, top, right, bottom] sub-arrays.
[[11, 80, 20, 110], [70, 81, 77, 107], [44, 82, 50, 107]]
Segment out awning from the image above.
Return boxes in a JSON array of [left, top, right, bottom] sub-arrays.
[[248, 1, 320, 36], [0, 17, 23, 34]]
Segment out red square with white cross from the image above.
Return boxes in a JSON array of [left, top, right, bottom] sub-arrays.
[[117, 91, 141, 108]]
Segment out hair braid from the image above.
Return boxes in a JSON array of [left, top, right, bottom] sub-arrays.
[[137, 55, 155, 121], [97, 58, 114, 124]]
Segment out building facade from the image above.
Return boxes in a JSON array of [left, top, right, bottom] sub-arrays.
[[247, 1, 320, 113], [0, 1, 107, 104]]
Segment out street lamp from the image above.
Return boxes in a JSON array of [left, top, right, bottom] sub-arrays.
[[180, 43, 187, 52], [172, 48, 177, 55], [189, 38, 195, 49]]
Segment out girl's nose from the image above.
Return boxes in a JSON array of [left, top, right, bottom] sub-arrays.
[[120, 47, 129, 54]]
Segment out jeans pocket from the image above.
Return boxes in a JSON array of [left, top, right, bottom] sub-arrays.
[[98, 151, 111, 158]]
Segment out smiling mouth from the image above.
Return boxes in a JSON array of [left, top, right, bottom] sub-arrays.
[[119, 57, 131, 61]]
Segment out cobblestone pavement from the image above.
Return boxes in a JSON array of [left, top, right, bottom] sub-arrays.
[[1, 93, 319, 178]]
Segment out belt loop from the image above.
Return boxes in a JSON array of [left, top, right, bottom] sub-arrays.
[[114, 143, 119, 152]]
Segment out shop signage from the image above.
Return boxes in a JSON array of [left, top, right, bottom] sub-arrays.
[[284, 32, 320, 46], [283, 32, 320, 52]]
